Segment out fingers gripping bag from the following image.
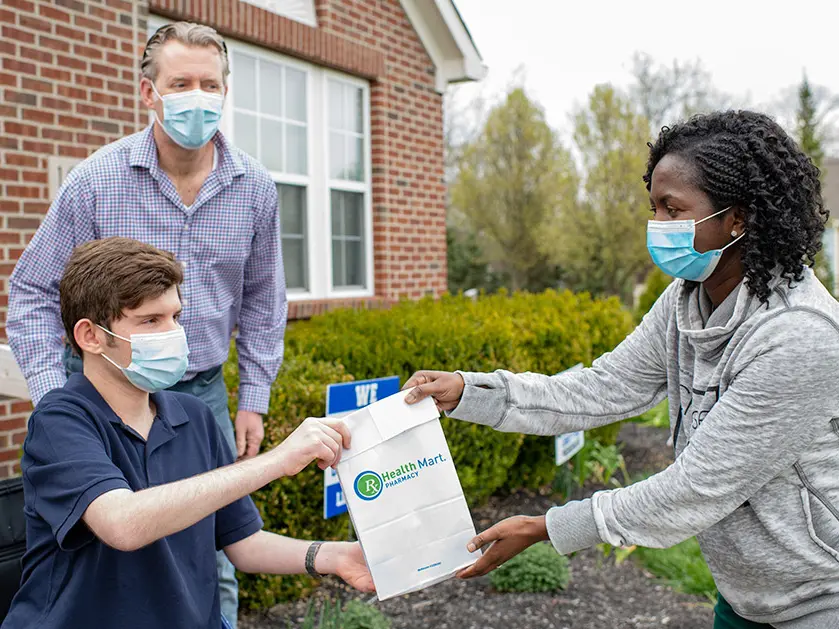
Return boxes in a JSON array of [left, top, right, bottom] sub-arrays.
[[335, 391, 479, 600]]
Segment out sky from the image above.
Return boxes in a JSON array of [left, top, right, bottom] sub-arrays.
[[452, 0, 839, 146]]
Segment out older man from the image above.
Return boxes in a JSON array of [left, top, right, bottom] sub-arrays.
[[7, 22, 285, 627]]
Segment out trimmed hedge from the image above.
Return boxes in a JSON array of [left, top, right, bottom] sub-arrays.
[[225, 290, 634, 608]]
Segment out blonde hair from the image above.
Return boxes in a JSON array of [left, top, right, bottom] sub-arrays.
[[141, 22, 230, 86]]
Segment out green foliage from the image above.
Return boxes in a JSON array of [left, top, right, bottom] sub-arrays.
[[225, 353, 356, 609], [634, 538, 717, 602], [489, 542, 571, 593], [446, 226, 507, 294], [634, 267, 672, 323], [796, 73, 825, 171], [340, 600, 391, 629], [229, 291, 633, 607], [450, 87, 579, 292], [290, 598, 342, 629], [633, 400, 669, 429], [549, 85, 654, 304]]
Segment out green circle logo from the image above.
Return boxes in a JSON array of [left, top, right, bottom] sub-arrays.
[[354, 471, 383, 501]]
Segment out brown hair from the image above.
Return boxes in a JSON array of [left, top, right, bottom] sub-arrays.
[[60, 238, 184, 356], [141, 22, 230, 86]]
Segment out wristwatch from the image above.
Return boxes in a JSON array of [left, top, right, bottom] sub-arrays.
[[306, 541, 325, 578]]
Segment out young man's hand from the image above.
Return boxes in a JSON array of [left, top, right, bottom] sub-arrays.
[[235, 410, 265, 460], [316, 542, 374, 593], [403, 371, 465, 412], [272, 417, 351, 477], [457, 515, 550, 579]]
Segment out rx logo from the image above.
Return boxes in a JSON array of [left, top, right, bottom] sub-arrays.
[[354, 471, 383, 501]]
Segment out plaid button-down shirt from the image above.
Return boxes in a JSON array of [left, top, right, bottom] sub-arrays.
[[8, 126, 287, 413]]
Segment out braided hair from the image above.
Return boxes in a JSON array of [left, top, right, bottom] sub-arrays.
[[643, 110, 827, 302]]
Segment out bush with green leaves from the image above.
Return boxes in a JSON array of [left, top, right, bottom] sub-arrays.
[[225, 290, 633, 607], [340, 600, 391, 629], [489, 542, 572, 593]]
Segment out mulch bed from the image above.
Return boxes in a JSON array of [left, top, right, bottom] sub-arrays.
[[240, 423, 714, 629]]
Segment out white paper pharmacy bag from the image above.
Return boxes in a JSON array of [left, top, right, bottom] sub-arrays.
[[335, 390, 478, 600]]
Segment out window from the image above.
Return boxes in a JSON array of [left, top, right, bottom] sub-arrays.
[[226, 42, 372, 299]]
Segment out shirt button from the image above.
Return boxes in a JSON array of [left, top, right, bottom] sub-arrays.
[[183, 225, 189, 231]]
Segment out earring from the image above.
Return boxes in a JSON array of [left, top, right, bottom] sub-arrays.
[[731, 231, 738, 237]]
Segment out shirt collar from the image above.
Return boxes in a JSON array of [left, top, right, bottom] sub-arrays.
[[129, 124, 246, 184], [65, 373, 190, 427]]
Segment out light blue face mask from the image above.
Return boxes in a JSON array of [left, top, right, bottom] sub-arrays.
[[152, 83, 223, 150], [647, 206, 745, 282], [99, 325, 190, 393]]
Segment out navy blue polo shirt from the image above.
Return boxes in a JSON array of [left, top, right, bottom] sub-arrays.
[[2, 374, 263, 629]]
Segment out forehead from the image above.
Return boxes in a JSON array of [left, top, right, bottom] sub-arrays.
[[650, 153, 705, 200], [125, 285, 182, 316], [154, 39, 223, 81]]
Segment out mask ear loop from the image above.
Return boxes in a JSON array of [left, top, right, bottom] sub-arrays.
[[95, 325, 132, 370]]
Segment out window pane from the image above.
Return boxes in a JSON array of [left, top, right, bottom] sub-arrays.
[[332, 240, 345, 287], [260, 60, 283, 117], [234, 112, 258, 157], [345, 240, 364, 286], [286, 68, 307, 122], [282, 237, 307, 291], [234, 53, 257, 111], [349, 86, 363, 133], [344, 191, 363, 237], [331, 189, 343, 235], [286, 124, 307, 175], [280, 184, 306, 236], [348, 136, 364, 181], [261, 118, 284, 171], [329, 81, 344, 129], [329, 132, 346, 179]]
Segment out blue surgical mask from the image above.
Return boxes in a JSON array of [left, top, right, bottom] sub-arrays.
[[98, 325, 190, 393], [152, 83, 223, 150], [647, 207, 745, 282]]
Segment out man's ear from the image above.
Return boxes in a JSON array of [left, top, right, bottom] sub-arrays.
[[140, 77, 157, 110], [74, 319, 104, 356]]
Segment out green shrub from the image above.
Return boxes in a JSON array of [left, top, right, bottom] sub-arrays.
[[226, 290, 633, 607], [489, 542, 571, 593], [634, 538, 717, 602], [340, 600, 391, 629], [225, 352, 356, 609], [634, 267, 672, 322], [289, 598, 342, 629]]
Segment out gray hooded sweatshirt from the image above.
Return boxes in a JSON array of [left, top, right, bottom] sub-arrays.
[[450, 267, 839, 628]]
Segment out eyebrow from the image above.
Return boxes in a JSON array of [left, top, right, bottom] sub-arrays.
[[131, 310, 182, 320]]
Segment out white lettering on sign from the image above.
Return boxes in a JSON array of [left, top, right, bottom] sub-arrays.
[[355, 383, 379, 407], [336, 491, 346, 507]]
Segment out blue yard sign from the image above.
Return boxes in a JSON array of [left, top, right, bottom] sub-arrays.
[[323, 376, 401, 519]]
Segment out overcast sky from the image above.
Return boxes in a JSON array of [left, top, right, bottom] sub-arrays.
[[453, 0, 839, 147]]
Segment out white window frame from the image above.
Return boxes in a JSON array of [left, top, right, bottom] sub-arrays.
[[323, 70, 373, 298]]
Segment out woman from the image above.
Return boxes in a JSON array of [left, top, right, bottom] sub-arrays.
[[405, 110, 839, 629]]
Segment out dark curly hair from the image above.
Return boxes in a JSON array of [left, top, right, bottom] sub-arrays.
[[643, 110, 827, 302]]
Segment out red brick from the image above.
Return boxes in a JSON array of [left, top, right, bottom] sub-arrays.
[[73, 43, 103, 59], [0, 40, 14, 57], [107, 80, 134, 95], [57, 84, 87, 100], [89, 34, 117, 50], [5, 185, 41, 198], [22, 202, 49, 214], [58, 145, 89, 158], [0, 72, 15, 87], [76, 132, 106, 145], [55, 54, 85, 71], [1, 26, 35, 45], [91, 91, 119, 106], [39, 66, 72, 82], [0, 200, 19, 212], [90, 62, 118, 78], [18, 14, 52, 33], [7, 216, 41, 229], [106, 24, 133, 41], [0, 449, 21, 463], [105, 0, 132, 12], [74, 14, 102, 31], [106, 51, 133, 67], [76, 74, 104, 89], [0, 169, 18, 181], [4, 153, 38, 168], [21, 77, 52, 93], [2, 58, 35, 75], [41, 97, 72, 111], [42, 127, 74, 142], [22, 140, 55, 153], [10, 431, 26, 446], [58, 114, 87, 129], [54, 0, 85, 13], [38, 5, 72, 23], [21, 170, 47, 184], [55, 24, 85, 42], [4, 121, 38, 137], [0, 9, 14, 25], [23, 108, 55, 124], [19, 45, 53, 64], [38, 35, 71, 53], [90, 6, 117, 22], [0, 418, 25, 432]]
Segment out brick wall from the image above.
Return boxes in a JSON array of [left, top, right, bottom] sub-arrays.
[[0, 0, 448, 476]]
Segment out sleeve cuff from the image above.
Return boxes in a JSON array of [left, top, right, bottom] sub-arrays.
[[446, 371, 508, 429], [56, 477, 131, 551], [238, 384, 270, 415], [28, 369, 68, 406], [217, 513, 264, 550], [546, 499, 602, 555]]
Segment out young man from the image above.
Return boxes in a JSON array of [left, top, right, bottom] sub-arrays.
[[7, 22, 284, 624], [1, 238, 372, 629]]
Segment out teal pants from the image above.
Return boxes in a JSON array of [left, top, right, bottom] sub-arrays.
[[714, 595, 775, 629]]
